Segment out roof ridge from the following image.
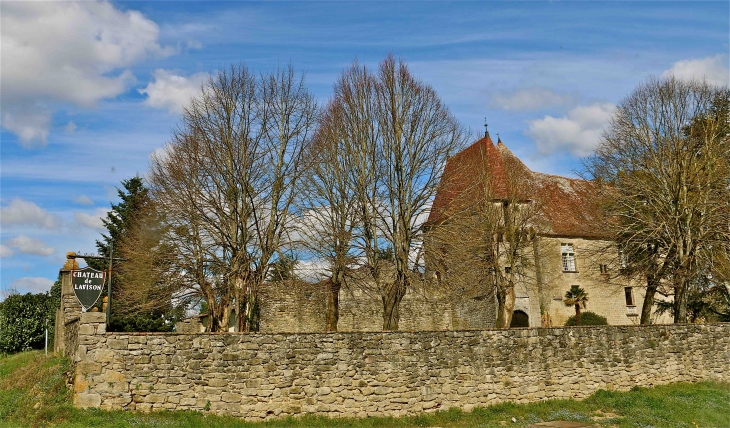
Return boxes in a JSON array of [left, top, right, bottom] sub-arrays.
[[533, 171, 586, 182]]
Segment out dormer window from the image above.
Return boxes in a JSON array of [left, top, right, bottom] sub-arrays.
[[561, 243, 576, 272]]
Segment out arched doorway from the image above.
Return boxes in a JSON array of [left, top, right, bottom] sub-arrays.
[[510, 310, 529, 328]]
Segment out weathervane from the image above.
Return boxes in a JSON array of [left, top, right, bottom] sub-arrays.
[[484, 118, 489, 138]]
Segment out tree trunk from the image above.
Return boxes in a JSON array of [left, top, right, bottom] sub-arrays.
[[242, 289, 260, 332], [204, 290, 222, 332], [640, 275, 658, 325], [532, 236, 552, 328], [495, 281, 515, 329], [381, 277, 407, 331], [325, 278, 341, 332], [220, 300, 231, 333], [575, 304, 582, 326], [673, 281, 688, 323]]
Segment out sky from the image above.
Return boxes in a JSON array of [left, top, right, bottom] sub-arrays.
[[1, 1, 728, 296]]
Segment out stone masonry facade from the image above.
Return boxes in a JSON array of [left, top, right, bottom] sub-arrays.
[[70, 312, 730, 421], [258, 279, 495, 333]]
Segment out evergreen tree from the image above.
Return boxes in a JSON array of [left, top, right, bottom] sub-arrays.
[[96, 176, 150, 261], [94, 177, 180, 332]]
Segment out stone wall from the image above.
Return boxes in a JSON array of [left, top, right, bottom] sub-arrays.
[[71, 319, 730, 420], [55, 256, 82, 353], [63, 316, 80, 360], [259, 281, 328, 333], [258, 279, 495, 333]]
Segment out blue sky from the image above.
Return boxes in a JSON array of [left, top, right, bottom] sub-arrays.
[[1, 1, 728, 296]]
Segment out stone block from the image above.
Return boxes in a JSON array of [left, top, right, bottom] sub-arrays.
[[133, 355, 151, 364], [74, 393, 101, 408], [73, 375, 89, 393], [145, 393, 167, 403], [80, 312, 106, 324], [179, 397, 197, 406], [103, 370, 126, 382], [78, 324, 97, 335], [77, 361, 102, 375], [108, 338, 128, 350], [221, 392, 240, 403], [208, 378, 228, 387]]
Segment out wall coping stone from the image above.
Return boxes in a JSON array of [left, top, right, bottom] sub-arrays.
[[91, 321, 730, 337], [80, 312, 106, 324]]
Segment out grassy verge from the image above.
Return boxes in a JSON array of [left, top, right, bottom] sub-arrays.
[[1, 351, 728, 427]]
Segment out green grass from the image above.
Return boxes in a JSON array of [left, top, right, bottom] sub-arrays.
[[1, 351, 729, 427]]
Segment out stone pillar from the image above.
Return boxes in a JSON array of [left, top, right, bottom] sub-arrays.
[[54, 252, 81, 353], [73, 311, 109, 409]]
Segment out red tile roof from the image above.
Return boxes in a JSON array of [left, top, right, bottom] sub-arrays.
[[428, 135, 607, 239]]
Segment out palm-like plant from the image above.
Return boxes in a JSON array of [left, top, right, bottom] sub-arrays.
[[564, 286, 589, 326]]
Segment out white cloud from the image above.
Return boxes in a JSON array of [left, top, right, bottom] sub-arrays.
[[662, 54, 729, 87], [73, 195, 94, 206], [74, 208, 109, 230], [0, 1, 174, 145], [4, 235, 54, 256], [139, 69, 210, 114], [11, 277, 54, 294], [527, 103, 615, 157], [1, 110, 52, 147], [294, 259, 330, 282], [65, 121, 78, 133], [491, 87, 576, 111], [0, 245, 14, 258], [0, 198, 62, 229], [150, 146, 172, 163]]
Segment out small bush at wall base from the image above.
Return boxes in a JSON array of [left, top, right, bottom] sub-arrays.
[[564, 311, 608, 326]]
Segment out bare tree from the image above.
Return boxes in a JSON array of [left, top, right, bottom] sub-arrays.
[[307, 56, 467, 331], [149, 63, 317, 332], [374, 56, 468, 330], [296, 96, 361, 332], [585, 76, 730, 323]]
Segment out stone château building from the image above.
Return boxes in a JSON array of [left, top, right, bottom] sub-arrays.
[[425, 132, 672, 327]]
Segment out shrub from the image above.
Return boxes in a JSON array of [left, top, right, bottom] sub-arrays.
[[0, 292, 55, 354], [564, 311, 608, 326]]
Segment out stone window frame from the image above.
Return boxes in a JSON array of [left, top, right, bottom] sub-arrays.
[[561, 243, 576, 272], [624, 287, 635, 307]]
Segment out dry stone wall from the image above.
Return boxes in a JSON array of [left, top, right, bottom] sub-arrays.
[[71, 319, 730, 420], [258, 280, 495, 333], [63, 317, 80, 360]]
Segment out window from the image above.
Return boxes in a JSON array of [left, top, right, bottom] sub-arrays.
[[624, 287, 634, 306], [561, 243, 576, 272], [504, 266, 511, 274], [599, 264, 608, 274]]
